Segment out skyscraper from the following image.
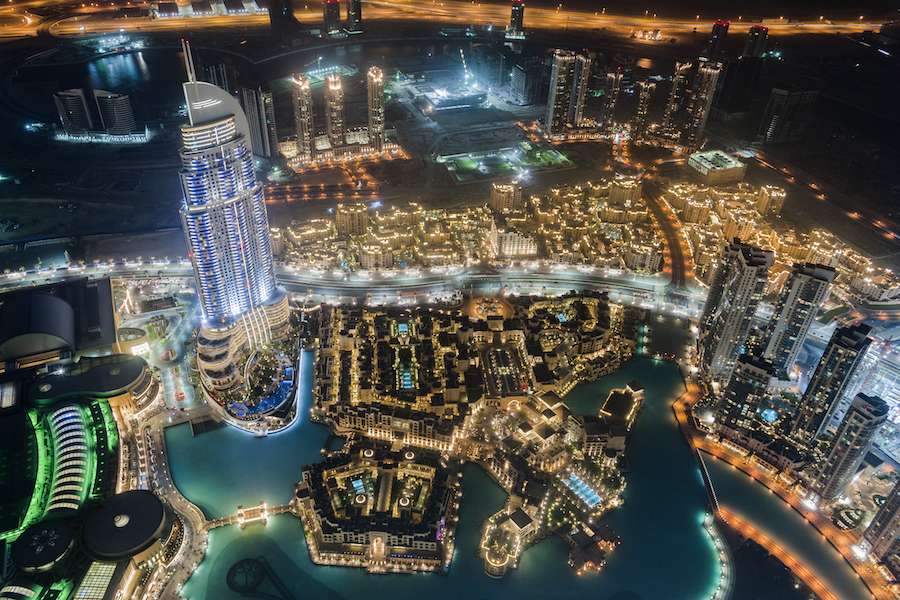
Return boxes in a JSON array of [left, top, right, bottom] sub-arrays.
[[813, 393, 887, 500], [632, 80, 656, 140], [758, 88, 818, 144], [268, 0, 300, 39], [793, 323, 872, 440], [325, 73, 345, 148], [53, 89, 94, 134], [762, 263, 836, 375], [742, 25, 769, 58], [178, 41, 276, 324], [662, 61, 690, 134], [865, 480, 900, 560], [545, 50, 576, 137], [699, 239, 773, 379], [717, 353, 775, 434], [240, 86, 278, 158], [706, 19, 729, 57], [323, 0, 341, 35], [292, 74, 315, 160], [684, 56, 722, 148], [367, 66, 385, 153], [507, 0, 524, 38], [570, 53, 592, 127], [347, 0, 362, 31], [93, 90, 138, 135], [602, 67, 623, 128]]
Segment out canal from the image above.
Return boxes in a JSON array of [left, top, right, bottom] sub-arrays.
[[166, 355, 723, 599]]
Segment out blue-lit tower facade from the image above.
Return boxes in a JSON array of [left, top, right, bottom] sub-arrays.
[[178, 42, 276, 325]]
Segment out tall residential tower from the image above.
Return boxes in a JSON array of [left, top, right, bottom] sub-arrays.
[[367, 66, 385, 152], [325, 73, 345, 149], [684, 57, 722, 148], [292, 74, 315, 161]]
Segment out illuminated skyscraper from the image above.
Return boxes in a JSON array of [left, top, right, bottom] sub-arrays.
[[347, 0, 362, 31], [602, 67, 623, 128], [742, 25, 768, 58], [545, 50, 576, 136], [684, 56, 722, 148], [93, 90, 138, 135], [813, 393, 887, 500], [662, 61, 690, 133], [570, 52, 592, 126], [632, 80, 656, 140], [508, 0, 525, 38], [706, 19, 729, 57], [54, 89, 94, 134], [864, 481, 900, 561], [717, 353, 775, 434], [323, 0, 341, 35], [699, 239, 773, 379], [240, 85, 278, 158], [325, 73, 345, 148], [177, 41, 276, 324], [367, 66, 385, 152], [792, 323, 872, 440], [762, 263, 836, 375], [292, 74, 315, 160]]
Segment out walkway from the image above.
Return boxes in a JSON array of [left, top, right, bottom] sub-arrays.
[[207, 503, 293, 530]]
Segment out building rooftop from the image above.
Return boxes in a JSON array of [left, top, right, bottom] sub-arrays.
[[689, 150, 745, 171], [81, 490, 169, 561]]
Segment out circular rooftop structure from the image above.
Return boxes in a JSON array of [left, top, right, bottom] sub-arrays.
[[82, 490, 169, 561], [11, 519, 75, 573]]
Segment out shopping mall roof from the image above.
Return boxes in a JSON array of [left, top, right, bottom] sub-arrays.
[[11, 519, 76, 573], [81, 490, 169, 561]]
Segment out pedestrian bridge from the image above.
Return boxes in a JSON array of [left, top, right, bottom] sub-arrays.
[[207, 502, 293, 529]]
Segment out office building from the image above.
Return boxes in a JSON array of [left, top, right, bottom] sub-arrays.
[[510, 56, 546, 105], [367, 66, 385, 152], [602, 67, 623, 128], [240, 86, 278, 158], [743, 25, 769, 58], [54, 89, 94, 134], [323, 0, 341, 35], [178, 41, 277, 324], [865, 480, 900, 560], [706, 19, 729, 57], [684, 57, 723, 148], [489, 182, 524, 212], [508, 0, 525, 38], [793, 323, 872, 441], [813, 393, 888, 501], [545, 50, 576, 136], [632, 80, 655, 140], [758, 88, 818, 144], [335, 202, 368, 236], [662, 61, 691, 133], [717, 354, 775, 434], [570, 52, 592, 126], [268, 0, 300, 38], [93, 90, 138, 135], [699, 240, 773, 379], [762, 263, 836, 375], [347, 0, 362, 31], [325, 73, 345, 148], [292, 74, 315, 160]]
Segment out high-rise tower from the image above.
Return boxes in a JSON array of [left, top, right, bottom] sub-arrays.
[[706, 19, 729, 57], [545, 50, 576, 137], [742, 25, 769, 58], [662, 61, 691, 134], [569, 52, 592, 127], [292, 74, 315, 161], [178, 41, 276, 324], [93, 90, 138, 135], [367, 66, 385, 153], [717, 353, 775, 434], [323, 0, 341, 35], [792, 323, 872, 440], [632, 80, 656, 140], [240, 86, 278, 158], [864, 481, 900, 561], [54, 89, 94, 134], [699, 239, 773, 379], [325, 73, 345, 149], [813, 393, 887, 500], [762, 263, 836, 375], [684, 56, 722, 148], [347, 0, 362, 31], [507, 0, 525, 38], [602, 67, 623, 128]]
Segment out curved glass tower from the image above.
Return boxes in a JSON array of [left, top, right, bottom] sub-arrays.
[[178, 41, 276, 324]]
